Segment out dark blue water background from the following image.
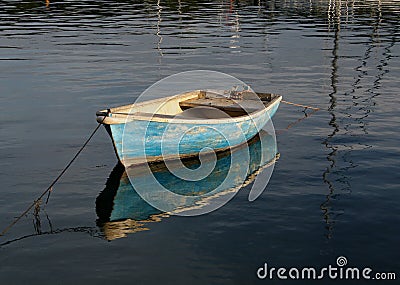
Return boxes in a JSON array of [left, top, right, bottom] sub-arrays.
[[0, 0, 399, 284]]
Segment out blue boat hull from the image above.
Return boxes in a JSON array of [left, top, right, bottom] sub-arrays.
[[107, 102, 280, 166]]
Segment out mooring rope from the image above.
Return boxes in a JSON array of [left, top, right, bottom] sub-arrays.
[[277, 100, 321, 134], [0, 113, 108, 237], [280, 100, 320, 111]]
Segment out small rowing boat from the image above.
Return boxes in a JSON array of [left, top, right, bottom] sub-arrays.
[[96, 89, 281, 166]]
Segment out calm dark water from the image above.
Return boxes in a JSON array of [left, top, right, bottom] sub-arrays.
[[0, 0, 399, 284]]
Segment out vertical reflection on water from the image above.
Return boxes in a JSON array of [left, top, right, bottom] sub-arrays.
[[33, 200, 42, 235], [222, 0, 242, 52], [353, 10, 398, 131], [32, 204, 53, 236], [320, 0, 398, 243], [229, 10, 241, 51], [156, 0, 163, 63], [321, 8, 340, 241]]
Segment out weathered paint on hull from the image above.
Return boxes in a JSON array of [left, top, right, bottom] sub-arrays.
[[108, 102, 279, 166]]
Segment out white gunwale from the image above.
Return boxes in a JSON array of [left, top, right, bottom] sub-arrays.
[[96, 90, 282, 125]]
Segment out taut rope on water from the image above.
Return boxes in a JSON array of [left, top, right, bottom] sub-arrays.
[[0, 112, 109, 237], [277, 100, 321, 134], [280, 100, 320, 111]]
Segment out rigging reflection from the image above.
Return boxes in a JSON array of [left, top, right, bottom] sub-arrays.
[[321, 0, 396, 243]]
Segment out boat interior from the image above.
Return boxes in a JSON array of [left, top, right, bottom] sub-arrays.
[[96, 90, 280, 124]]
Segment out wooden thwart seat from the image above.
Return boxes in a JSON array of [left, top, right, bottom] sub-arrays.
[[180, 98, 261, 113]]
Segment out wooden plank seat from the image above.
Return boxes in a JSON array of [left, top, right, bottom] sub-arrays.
[[179, 94, 267, 117]]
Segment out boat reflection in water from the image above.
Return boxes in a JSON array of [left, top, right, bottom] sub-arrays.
[[96, 130, 278, 240]]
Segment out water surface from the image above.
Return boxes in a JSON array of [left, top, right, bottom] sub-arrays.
[[0, 0, 399, 284]]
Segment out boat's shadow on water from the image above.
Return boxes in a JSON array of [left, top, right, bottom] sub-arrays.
[[95, 130, 278, 240]]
